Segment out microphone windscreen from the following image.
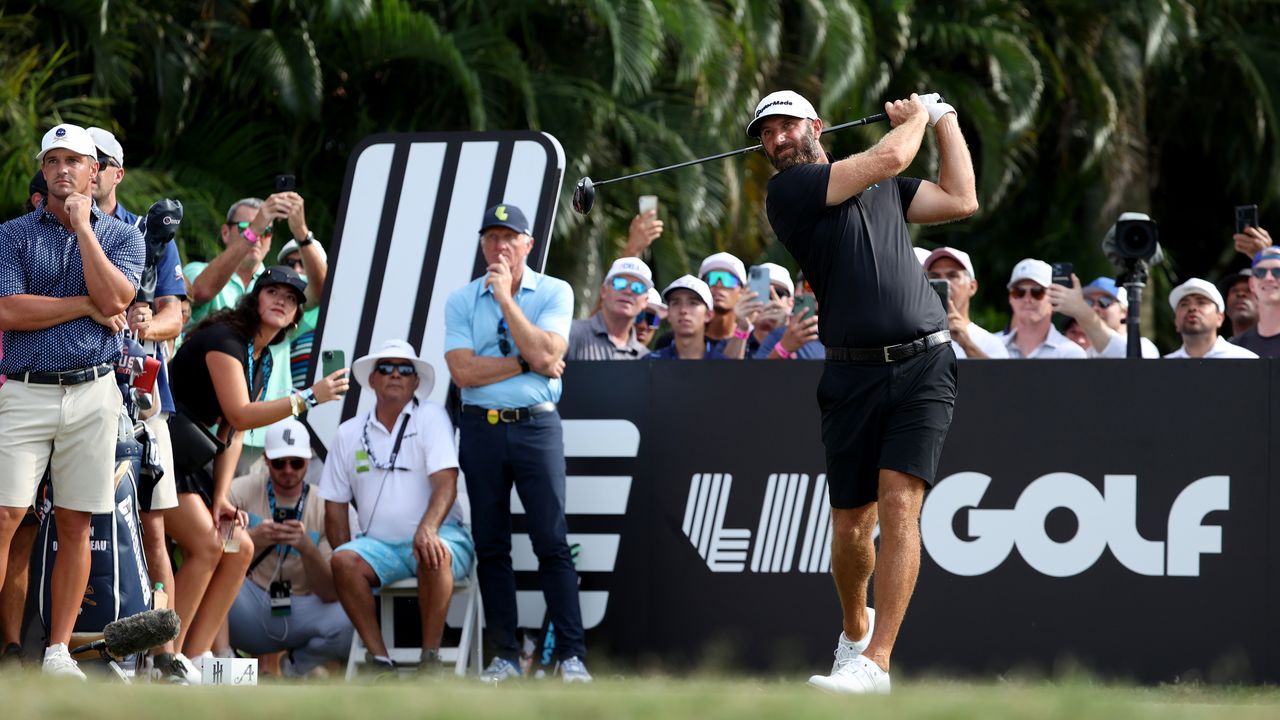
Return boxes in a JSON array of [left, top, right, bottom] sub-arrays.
[[102, 608, 181, 657]]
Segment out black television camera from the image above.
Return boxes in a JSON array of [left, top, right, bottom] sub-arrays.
[[1101, 212, 1162, 358]]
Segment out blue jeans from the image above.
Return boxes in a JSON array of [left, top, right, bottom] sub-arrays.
[[459, 410, 585, 661]]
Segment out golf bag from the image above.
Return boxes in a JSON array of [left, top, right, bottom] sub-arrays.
[[30, 407, 154, 636]]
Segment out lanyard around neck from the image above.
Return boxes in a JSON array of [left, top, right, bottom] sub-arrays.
[[246, 340, 272, 402], [361, 404, 414, 472]]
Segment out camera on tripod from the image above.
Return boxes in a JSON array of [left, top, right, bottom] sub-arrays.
[[1101, 212, 1162, 358], [1113, 216, 1160, 262]]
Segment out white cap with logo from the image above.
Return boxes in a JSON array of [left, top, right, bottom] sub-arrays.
[[754, 262, 795, 296], [264, 418, 312, 460], [645, 287, 667, 314], [604, 257, 654, 291], [747, 90, 819, 138], [662, 275, 714, 310], [924, 247, 977, 279], [1007, 258, 1053, 289], [698, 252, 747, 284], [1169, 278, 1225, 314], [35, 124, 98, 163], [87, 127, 124, 167]]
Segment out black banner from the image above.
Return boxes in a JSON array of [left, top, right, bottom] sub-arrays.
[[554, 359, 1279, 682]]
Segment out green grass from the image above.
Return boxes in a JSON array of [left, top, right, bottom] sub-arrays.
[[4, 673, 1280, 720]]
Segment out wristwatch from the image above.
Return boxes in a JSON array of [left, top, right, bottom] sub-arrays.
[[301, 388, 318, 407], [518, 357, 531, 374], [298, 231, 316, 247]]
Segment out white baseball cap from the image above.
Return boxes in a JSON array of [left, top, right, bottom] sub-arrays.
[[645, 287, 667, 315], [87, 127, 124, 167], [1007, 258, 1052, 289], [264, 418, 312, 460], [603, 257, 653, 291], [1169, 278, 1224, 314], [924, 247, 977, 279], [35, 124, 97, 163], [662, 275, 714, 310], [747, 90, 819, 138], [351, 338, 435, 400], [755, 262, 795, 296], [914, 247, 932, 265], [277, 238, 329, 265], [698, 251, 747, 284]]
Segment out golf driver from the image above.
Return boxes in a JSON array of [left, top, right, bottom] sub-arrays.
[[572, 110, 890, 215]]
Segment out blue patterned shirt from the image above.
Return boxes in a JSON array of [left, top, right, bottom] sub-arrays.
[[0, 203, 144, 374]]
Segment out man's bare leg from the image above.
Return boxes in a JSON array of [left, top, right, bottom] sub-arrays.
[[418, 551, 454, 653], [861, 469, 927, 673], [1, 522, 36, 649], [48, 509, 93, 646], [829, 502, 877, 641]]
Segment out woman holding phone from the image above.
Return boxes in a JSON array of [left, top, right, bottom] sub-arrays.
[[164, 266, 347, 675]]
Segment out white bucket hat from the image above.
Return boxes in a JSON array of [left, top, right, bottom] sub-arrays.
[[351, 339, 435, 400]]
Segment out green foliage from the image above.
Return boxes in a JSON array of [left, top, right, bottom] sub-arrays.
[[4, 1, 1280, 349]]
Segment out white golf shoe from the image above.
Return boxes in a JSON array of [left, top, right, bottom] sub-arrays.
[[809, 655, 891, 694], [808, 607, 890, 694]]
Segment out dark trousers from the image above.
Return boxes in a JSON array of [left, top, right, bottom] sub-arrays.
[[459, 410, 585, 661]]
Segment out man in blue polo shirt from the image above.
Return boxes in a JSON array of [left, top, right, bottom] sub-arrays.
[[444, 203, 590, 683], [88, 127, 139, 227], [0, 123, 144, 679]]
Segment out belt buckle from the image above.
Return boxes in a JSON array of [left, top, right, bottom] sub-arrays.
[[883, 345, 893, 363], [499, 408, 521, 423]]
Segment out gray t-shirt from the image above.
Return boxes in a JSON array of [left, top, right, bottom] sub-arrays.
[[567, 313, 650, 360]]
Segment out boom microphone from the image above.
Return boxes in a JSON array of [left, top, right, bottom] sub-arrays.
[[72, 609, 181, 658]]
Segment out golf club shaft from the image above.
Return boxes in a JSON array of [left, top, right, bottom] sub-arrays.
[[591, 112, 889, 189]]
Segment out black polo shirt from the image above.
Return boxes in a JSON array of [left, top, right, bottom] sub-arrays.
[[766, 162, 945, 348]]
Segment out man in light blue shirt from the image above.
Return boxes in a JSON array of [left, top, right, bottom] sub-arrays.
[[444, 203, 590, 684]]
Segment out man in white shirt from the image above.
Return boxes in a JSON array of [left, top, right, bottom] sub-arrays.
[[998, 258, 1086, 359], [320, 339, 475, 673], [1164, 279, 1259, 359], [922, 247, 1007, 358], [1048, 276, 1159, 358]]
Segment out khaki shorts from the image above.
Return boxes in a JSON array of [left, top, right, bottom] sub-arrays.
[[143, 411, 179, 511], [0, 372, 121, 513]]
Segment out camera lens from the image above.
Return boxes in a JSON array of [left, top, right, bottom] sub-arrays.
[[1114, 219, 1159, 261]]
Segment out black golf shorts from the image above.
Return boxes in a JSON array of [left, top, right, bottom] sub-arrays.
[[817, 341, 957, 508]]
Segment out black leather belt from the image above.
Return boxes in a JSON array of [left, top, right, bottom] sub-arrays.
[[17, 364, 113, 386], [463, 401, 557, 424], [825, 330, 951, 363]]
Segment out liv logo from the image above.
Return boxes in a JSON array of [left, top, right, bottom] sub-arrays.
[[681, 473, 838, 574]]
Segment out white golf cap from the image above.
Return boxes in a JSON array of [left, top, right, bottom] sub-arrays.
[[923, 247, 977, 279], [1007, 258, 1052, 289], [747, 90, 819, 138], [351, 338, 435, 400], [35, 124, 97, 163], [914, 247, 932, 265], [277, 238, 329, 265], [645, 287, 667, 314], [1169, 278, 1224, 314], [87, 127, 124, 167], [753, 262, 795, 295], [603, 256, 653, 291], [662, 275, 714, 310], [263, 418, 312, 460], [698, 251, 747, 284]]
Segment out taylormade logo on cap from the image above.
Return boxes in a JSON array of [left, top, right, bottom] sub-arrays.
[[747, 90, 819, 137]]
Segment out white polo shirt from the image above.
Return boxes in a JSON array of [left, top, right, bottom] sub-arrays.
[[1164, 336, 1260, 359], [953, 322, 1009, 359], [317, 400, 463, 543], [998, 325, 1087, 359]]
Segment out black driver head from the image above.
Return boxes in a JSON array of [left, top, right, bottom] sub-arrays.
[[572, 176, 595, 215]]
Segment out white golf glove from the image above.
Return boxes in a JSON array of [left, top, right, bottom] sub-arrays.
[[917, 92, 956, 127]]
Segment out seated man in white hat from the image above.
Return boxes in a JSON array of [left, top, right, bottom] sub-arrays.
[[566, 257, 653, 360], [319, 339, 475, 674], [228, 418, 353, 676]]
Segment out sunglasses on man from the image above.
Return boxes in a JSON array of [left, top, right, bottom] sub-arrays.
[[610, 277, 648, 295], [1010, 286, 1047, 300], [97, 155, 120, 169], [703, 271, 740, 289], [1252, 267, 1280, 280], [230, 220, 273, 236], [634, 311, 661, 327], [374, 362, 417, 376], [1084, 295, 1117, 309], [270, 458, 306, 471]]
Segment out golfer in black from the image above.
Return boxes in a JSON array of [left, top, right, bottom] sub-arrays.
[[750, 90, 977, 693]]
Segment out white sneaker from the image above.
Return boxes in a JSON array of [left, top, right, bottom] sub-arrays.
[[808, 607, 881, 692], [172, 653, 201, 685], [42, 643, 86, 681], [556, 656, 593, 684], [809, 655, 891, 694]]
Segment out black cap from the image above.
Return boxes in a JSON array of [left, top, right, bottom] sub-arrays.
[[254, 265, 307, 302], [1216, 268, 1253, 296], [29, 170, 47, 197], [479, 203, 531, 236]]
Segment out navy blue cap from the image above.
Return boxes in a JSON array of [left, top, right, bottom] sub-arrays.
[[29, 170, 47, 197], [254, 265, 307, 302], [479, 203, 532, 236]]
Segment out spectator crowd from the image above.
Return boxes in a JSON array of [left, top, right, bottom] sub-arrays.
[[0, 121, 1276, 685]]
